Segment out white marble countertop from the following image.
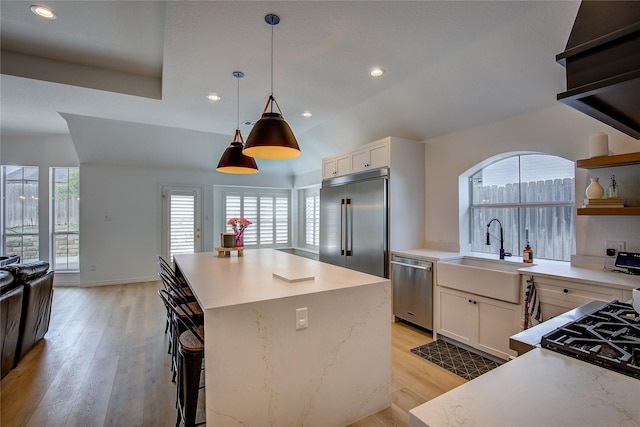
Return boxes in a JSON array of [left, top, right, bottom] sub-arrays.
[[392, 248, 640, 291], [409, 347, 640, 427], [174, 249, 388, 310]]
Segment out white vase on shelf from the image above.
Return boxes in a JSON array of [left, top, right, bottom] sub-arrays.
[[585, 177, 604, 199]]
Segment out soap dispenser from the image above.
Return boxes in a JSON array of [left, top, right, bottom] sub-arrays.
[[523, 229, 533, 263]]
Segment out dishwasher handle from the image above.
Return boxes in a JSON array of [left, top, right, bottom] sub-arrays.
[[390, 260, 431, 271]]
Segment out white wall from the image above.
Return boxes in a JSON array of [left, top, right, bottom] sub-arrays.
[[79, 164, 294, 286], [423, 104, 640, 259]]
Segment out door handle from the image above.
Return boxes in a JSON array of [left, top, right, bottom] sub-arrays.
[[390, 261, 431, 270], [345, 198, 352, 256], [340, 198, 346, 255]]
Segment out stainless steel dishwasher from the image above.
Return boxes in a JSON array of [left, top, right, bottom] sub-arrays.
[[391, 255, 433, 331]]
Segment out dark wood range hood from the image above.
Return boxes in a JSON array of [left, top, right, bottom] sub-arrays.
[[557, 1, 640, 139]]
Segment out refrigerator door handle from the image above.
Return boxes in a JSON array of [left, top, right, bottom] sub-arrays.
[[345, 198, 352, 256], [340, 198, 345, 255]]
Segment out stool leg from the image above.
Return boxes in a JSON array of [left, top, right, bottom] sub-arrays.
[[180, 349, 204, 427]]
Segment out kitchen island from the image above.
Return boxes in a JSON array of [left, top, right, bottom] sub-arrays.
[[174, 249, 391, 426]]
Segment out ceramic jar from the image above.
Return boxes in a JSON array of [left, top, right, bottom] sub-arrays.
[[585, 177, 604, 199]]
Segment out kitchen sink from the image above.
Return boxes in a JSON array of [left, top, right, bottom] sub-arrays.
[[437, 256, 532, 303]]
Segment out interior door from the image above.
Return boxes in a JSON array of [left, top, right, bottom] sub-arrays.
[[161, 186, 203, 261], [319, 185, 346, 268]]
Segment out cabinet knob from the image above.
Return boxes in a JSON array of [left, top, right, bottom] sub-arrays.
[[364, 163, 369, 167], [468, 299, 472, 303], [563, 288, 569, 294], [473, 300, 477, 305]]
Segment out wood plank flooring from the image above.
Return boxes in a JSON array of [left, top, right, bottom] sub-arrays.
[[1, 281, 466, 426]]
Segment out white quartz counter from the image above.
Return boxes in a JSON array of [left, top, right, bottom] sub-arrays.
[[409, 347, 639, 427], [175, 248, 388, 309], [174, 249, 392, 426], [392, 249, 640, 291]]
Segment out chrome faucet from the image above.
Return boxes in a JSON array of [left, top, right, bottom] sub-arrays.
[[486, 218, 510, 259]]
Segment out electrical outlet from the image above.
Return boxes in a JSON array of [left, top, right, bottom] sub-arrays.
[[295, 307, 308, 330], [605, 240, 626, 256]]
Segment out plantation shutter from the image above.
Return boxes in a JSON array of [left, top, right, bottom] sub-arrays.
[[170, 194, 195, 259], [304, 191, 320, 247], [223, 190, 289, 247]]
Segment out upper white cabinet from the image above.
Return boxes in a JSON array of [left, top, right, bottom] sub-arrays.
[[322, 154, 351, 178], [322, 136, 426, 251], [350, 140, 390, 174], [322, 138, 392, 179]]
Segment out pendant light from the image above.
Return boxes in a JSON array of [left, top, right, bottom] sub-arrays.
[[243, 14, 301, 160], [216, 71, 259, 174]]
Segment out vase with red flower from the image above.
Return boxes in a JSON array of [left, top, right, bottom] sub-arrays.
[[227, 217, 252, 248]]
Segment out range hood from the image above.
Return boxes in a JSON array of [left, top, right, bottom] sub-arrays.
[[556, 1, 640, 139]]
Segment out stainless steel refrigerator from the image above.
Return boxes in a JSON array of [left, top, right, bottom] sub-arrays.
[[319, 169, 388, 278]]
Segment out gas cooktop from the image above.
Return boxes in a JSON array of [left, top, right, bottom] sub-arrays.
[[541, 301, 640, 380]]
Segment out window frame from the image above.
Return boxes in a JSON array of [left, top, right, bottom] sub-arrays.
[[222, 188, 291, 248], [2, 165, 40, 262], [301, 187, 320, 251], [51, 167, 80, 272], [468, 154, 575, 261]]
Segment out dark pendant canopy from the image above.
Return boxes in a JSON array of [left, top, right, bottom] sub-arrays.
[[243, 14, 300, 160]]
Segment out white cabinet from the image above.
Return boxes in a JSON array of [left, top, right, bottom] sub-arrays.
[[321, 139, 390, 179], [437, 286, 520, 360], [321, 136, 425, 252], [350, 140, 390, 173], [525, 275, 625, 321], [322, 155, 352, 179]]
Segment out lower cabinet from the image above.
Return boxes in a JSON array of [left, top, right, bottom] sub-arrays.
[[525, 275, 626, 321], [437, 286, 520, 360]]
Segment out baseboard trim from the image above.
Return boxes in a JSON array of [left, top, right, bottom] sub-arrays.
[[78, 276, 159, 288]]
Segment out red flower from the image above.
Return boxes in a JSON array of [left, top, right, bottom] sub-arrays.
[[227, 217, 252, 230]]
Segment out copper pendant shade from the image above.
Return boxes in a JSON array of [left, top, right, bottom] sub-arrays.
[[243, 14, 301, 160], [216, 71, 259, 174]]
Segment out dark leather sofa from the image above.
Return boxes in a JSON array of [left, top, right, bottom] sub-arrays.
[[0, 261, 54, 378]]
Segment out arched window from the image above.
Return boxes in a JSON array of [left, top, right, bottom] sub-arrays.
[[470, 154, 575, 261]]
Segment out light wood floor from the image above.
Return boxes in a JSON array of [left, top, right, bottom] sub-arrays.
[[1, 281, 466, 427]]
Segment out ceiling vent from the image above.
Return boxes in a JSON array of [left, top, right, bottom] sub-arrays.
[[556, 1, 640, 139]]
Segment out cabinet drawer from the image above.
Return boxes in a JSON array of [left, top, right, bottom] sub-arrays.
[[531, 275, 624, 315]]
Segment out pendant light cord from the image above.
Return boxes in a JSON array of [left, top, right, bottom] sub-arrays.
[[270, 22, 274, 112], [236, 73, 240, 130]]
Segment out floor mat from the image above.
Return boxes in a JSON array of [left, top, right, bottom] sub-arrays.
[[411, 340, 503, 381]]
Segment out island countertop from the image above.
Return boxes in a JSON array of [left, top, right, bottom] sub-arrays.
[[173, 248, 392, 426], [174, 248, 389, 310], [409, 347, 639, 427]]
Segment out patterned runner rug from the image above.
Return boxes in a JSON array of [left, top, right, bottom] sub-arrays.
[[411, 340, 503, 381]]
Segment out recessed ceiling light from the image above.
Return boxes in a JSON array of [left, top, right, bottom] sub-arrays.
[[370, 67, 385, 77], [30, 5, 56, 19], [206, 94, 221, 102], [301, 111, 312, 118], [243, 120, 257, 126]]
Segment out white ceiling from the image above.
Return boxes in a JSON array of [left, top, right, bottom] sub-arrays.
[[0, 0, 580, 176]]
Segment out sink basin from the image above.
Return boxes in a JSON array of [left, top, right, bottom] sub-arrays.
[[437, 257, 531, 303]]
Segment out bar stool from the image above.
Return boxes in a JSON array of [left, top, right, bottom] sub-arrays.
[[159, 272, 203, 382], [158, 289, 205, 427]]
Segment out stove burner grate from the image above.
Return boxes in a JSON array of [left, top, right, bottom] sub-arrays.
[[541, 301, 640, 380]]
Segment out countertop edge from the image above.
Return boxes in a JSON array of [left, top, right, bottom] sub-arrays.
[[392, 249, 640, 290]]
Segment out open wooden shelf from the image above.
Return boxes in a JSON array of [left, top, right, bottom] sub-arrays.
[[576, 152, 640, 169], [577, 207, 640, 216]]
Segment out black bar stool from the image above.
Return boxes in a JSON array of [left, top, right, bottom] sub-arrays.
[[158, 289, 205, 427]]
